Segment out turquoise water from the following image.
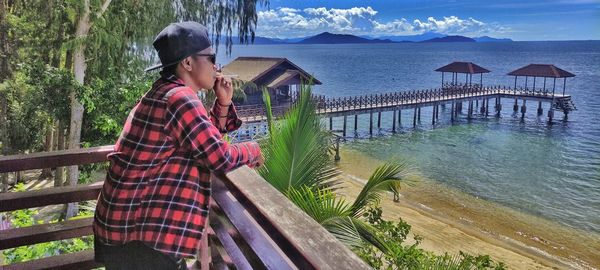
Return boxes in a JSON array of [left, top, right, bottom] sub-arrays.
[[219, 41, 600, 234]]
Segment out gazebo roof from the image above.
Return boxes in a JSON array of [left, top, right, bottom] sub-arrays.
[[507, 64, 575, 78], [222, 57, 322, 85], [435, 62, 490, 74]]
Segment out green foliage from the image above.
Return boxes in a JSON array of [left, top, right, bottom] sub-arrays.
[[258, 84, 340, 192], [0, 71, 46, 154], [1, 0, 270, 158], [1, 184, 94, 264], [355, 205, 507, 270]]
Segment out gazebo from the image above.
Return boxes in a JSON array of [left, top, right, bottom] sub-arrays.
[[435, 62, 490, 88], [507, 64, 575, 96], [221, 57, 322, 105]]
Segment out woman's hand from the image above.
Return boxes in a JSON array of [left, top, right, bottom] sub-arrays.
[[214, 75, 233, 106]]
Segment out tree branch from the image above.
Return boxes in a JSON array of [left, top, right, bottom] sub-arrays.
[[98, 0, 112, 18]]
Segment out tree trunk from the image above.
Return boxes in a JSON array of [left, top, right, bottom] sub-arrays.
[[65, 49, 73, 72], [51, 2, 66, 68], [66, 0, 92, 219], [39, 121, 54, 179], [0, 2, 8, 193], [54, 120, 65, 187], [0, 1, 10, 81], [15, 171, 21, 185], [0, 173, 7, 192]]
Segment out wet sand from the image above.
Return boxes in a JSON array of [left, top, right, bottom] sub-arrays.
[[336, 147, 600, 270]]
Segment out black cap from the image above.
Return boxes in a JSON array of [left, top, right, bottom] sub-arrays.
[[145, 21, 212, 72]]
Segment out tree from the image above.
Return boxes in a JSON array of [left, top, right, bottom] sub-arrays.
[[0, 0, 268, 207], [62, 0, 268, 217]]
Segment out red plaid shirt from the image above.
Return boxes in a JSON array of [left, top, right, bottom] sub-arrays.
[[93, 75, 261, 258]]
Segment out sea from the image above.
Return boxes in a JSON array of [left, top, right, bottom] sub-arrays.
[[217, 41, 600, 251]]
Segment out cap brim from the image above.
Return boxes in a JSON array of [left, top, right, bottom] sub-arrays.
[[144, 63, 163, 72]]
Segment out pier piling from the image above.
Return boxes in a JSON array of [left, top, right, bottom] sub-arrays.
[[392, 109, 397, 132], [369, 112, 373, 135], [413, 107, 417, 127], [398, 109, 402, 126], [343, 115, 347, 137], [329, 117, 333, 130]]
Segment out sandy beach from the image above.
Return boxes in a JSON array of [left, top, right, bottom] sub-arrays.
[[336, 147, 600, 270]]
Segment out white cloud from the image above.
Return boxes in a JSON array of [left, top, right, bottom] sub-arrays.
[[256, 6, 508, 38]]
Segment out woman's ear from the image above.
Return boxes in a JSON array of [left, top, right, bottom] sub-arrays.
[[181, 56, 193, 72]]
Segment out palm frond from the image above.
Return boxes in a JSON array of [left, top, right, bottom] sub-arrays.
[[323, 216, 389, 253], [262, 87, 274, 139], [350, 160, 412, 218], [286, 186, 352, 223], [258, 84, 340, 192]]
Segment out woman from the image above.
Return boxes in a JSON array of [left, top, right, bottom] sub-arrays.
[[93, 21, 263, 270]]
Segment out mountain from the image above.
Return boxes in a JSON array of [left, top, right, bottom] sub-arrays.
[[273, 37, 304, 43], [297, 32, 394, 44], [473, 36, 513, 42], [375, 32, 445, 42], [421, 35, 476, 43], [217, 36, 286, 45]]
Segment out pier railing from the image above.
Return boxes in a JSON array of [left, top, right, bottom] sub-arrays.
[[237, 85, 568, 119], [0, 147, 370, 270]]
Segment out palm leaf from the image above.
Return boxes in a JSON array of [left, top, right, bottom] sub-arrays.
[[286, 186, 389, 253], [262, 87, 274, 139], [286, 186, 351, 223], [323, 217, 389, 253], [350, 160, 412, 218], [258, 84, 340, 192]]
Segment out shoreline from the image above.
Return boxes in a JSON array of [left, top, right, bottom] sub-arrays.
[[336, 147, 600, 270]]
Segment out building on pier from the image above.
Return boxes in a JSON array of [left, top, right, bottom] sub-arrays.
[[221, 57, 321, 105], [435, 61, 491, 89]]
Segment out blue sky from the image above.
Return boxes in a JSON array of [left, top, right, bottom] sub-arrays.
[[255, 0, 600, 40]]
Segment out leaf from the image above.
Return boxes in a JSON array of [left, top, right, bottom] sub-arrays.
[[350, 160, 413, 218], [258, 83, 340, 192]]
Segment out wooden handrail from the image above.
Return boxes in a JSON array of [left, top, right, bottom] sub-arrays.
[[0, 147, 371, 270], [218, 167, 370, 269], [0, 145, 113, 173], [0, 182, 102, 212]]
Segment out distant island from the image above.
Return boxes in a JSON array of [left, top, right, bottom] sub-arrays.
[[222, 31, 513, 45], [420, 35, 476, 43], [297, 32, 394, 44]]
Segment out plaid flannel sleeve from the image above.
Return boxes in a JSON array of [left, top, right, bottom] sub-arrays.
[[209, 101, 242, 133], [165, 88, 261, 172]]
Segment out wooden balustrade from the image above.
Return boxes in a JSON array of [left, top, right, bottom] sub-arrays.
[[0, 147, 370, 270]]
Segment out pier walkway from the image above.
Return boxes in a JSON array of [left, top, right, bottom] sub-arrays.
[[237, 84, 576, 137]]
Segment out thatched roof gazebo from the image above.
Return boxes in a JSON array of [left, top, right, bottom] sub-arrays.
[[507, 64, 575, 96], [435, 62, 490, 88]]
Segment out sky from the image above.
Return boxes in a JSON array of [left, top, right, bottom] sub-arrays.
[[254, 0, 600, 41]]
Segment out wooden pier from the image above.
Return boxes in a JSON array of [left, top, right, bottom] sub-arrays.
[[236, 84, 576, 137]]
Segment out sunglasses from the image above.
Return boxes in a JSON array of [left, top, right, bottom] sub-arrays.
[[195, 53, 216, 65]]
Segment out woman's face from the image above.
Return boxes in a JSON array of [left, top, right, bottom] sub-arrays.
[[190, 47, 217, 90]]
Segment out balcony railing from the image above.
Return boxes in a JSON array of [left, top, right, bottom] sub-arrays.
[[0, 146, 370, 270]]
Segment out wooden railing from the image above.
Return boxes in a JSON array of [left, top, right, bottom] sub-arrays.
[[0, 147, 370, 270]]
